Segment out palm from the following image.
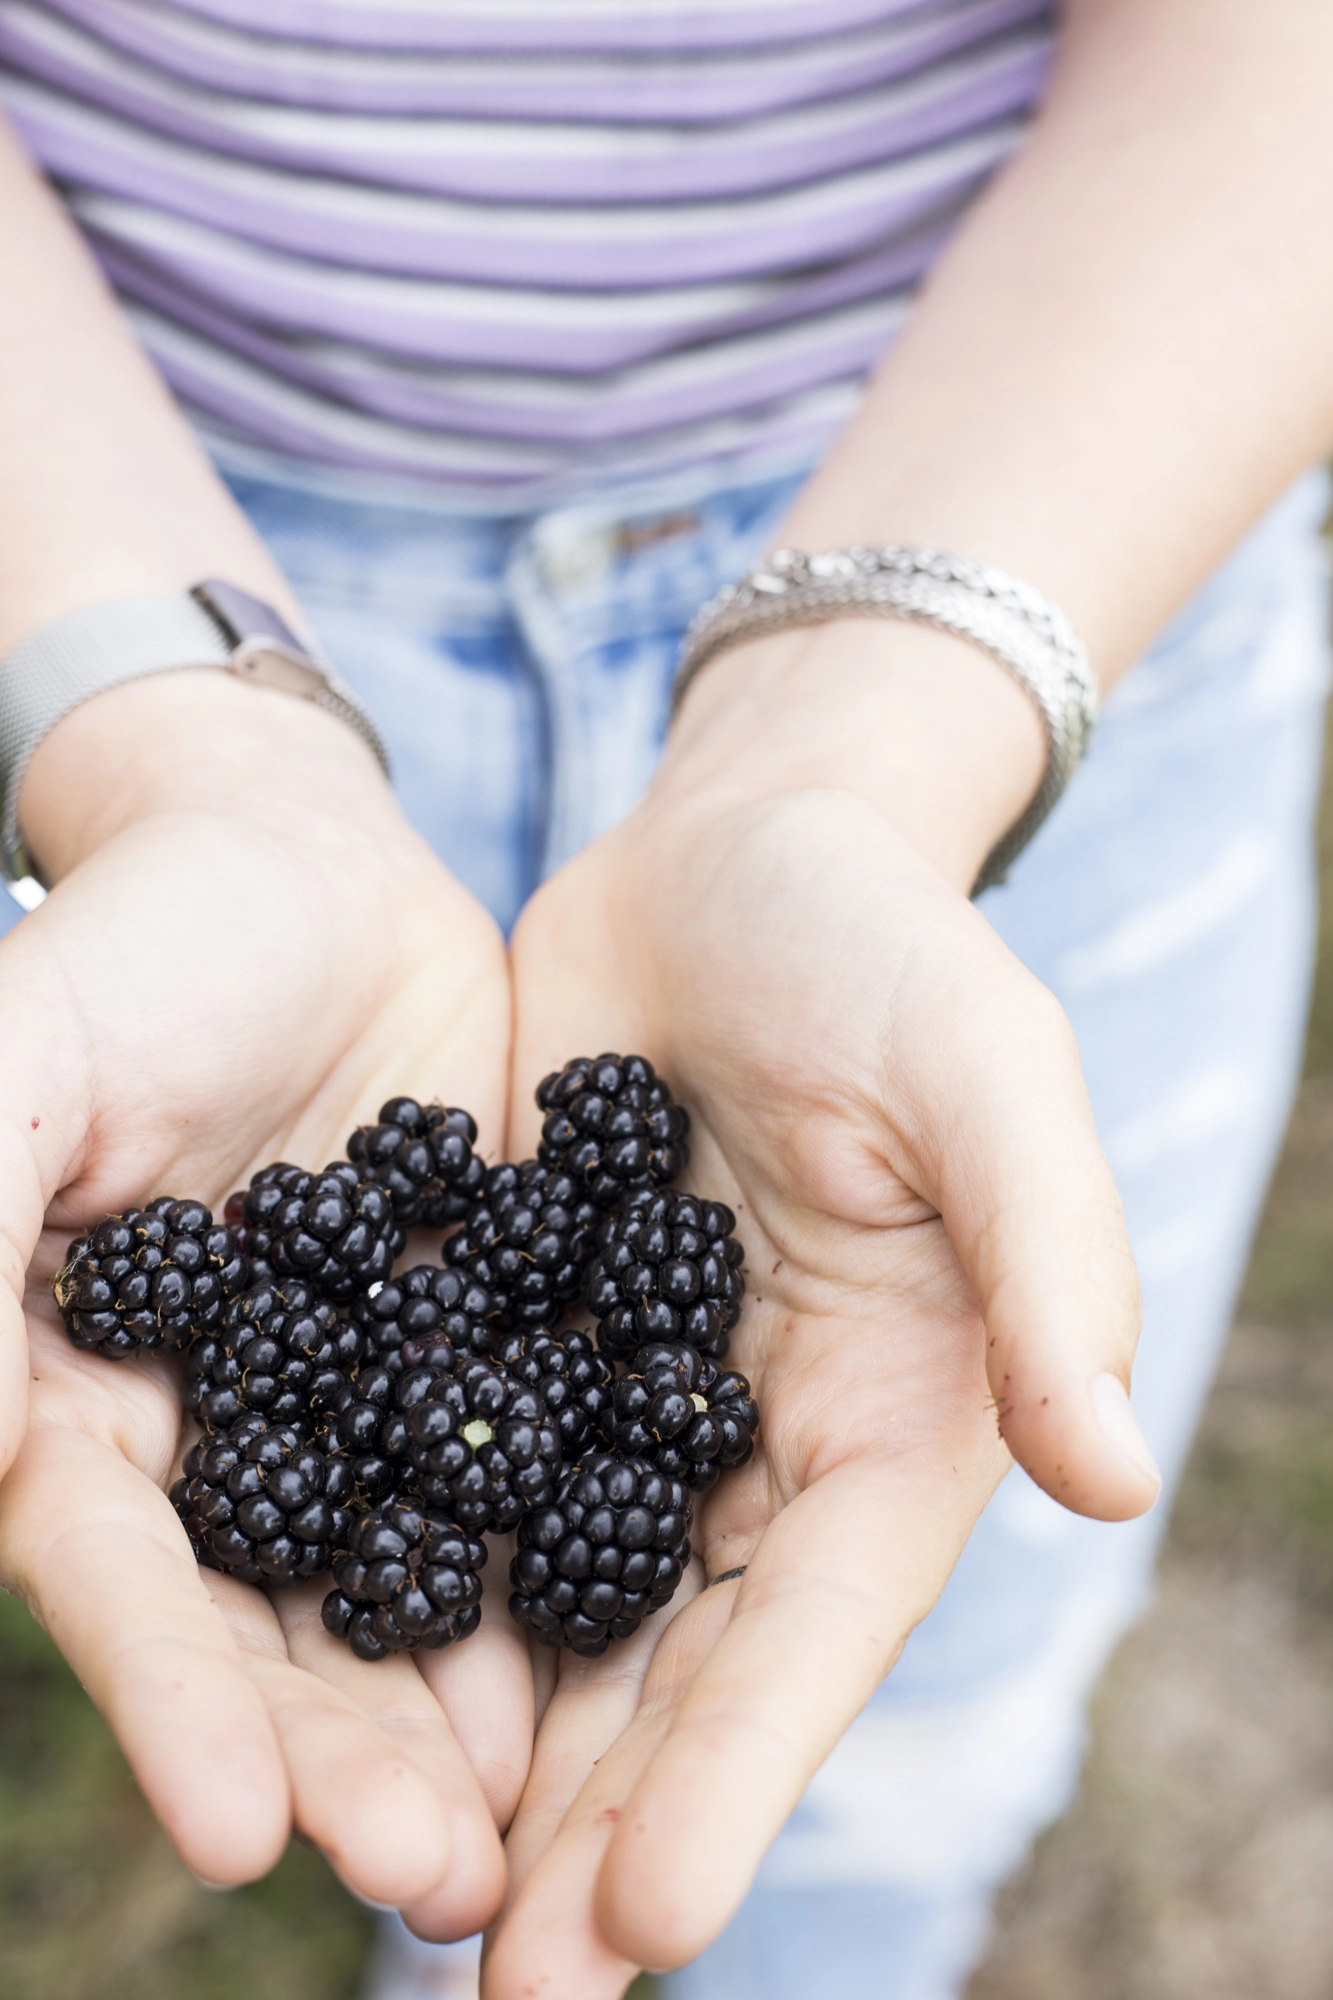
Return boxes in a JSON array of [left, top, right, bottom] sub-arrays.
[[492, 783, 1146, 1996], [0, 792, 527, 1921]]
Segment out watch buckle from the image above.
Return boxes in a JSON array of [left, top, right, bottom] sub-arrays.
[[224, 640, 329, 699]]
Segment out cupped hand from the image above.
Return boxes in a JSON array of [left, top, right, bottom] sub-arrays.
[[488, 757, 1157, 1994], [0, 673, 528, 1916]]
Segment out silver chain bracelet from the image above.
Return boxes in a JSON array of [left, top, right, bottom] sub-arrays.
[[671, 545, 1100, 895]]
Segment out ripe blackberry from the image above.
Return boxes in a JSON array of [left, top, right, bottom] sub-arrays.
[[225, 1161, 403, 1301], [54, 1199, 248, 1360], [353, 1264, 500, 1374], [184, 1275, 362, 1432], [491, 1327, 613, 1460], [536, 1053, 689, 1210], [600, 1343, 758, 1492], [444, 1160, 599, 1329], [346, 1098, 485, 1229], [171, 1415, 352, 1585], [319, 1356, 436, 1507], [584, 1189, 746, 1361], [403, 1351, 562, 1533], [509, 1453, 693, 1657], [321, 1502, 486, 1661]]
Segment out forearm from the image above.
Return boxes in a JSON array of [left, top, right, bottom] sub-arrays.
[[666, 0, 1333, 886], [0, 115, 390, 878], [0, 115, 297, 645]]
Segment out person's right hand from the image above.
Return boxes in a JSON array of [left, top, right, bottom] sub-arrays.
[[0, 671, 527, 1924]]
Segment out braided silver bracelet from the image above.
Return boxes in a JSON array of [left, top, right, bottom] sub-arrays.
[[671, 545, 1099, 895]]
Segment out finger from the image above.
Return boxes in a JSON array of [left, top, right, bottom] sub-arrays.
[[413, 1546, 535, 1834], [503, 1569, 701, 1907], [0, 914, 101, 1470], [593, 1446, 1003, 1971], [257, 1583, 506, 1938], [895, 900, 1158, 1519], [485, 1582, 727, 2000], [0, 1422, 290, 1883]]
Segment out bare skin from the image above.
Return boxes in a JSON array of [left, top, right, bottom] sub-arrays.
[[0, 0, 1331, 1980]]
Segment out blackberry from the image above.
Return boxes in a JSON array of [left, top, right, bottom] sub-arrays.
[[353, 1264, 500, 1374], [536, 1053, 689, 1210], [318, 1356, 437, 1508], [225, 1161, 403, 1302], [184, 1275, 362, 1432], [403, 1351, 562, 1533], [321, 1502, 486, 1661], [444, 1160, 599, 1329], [584, 1189, 745, 1361], [346, 1098, 485, 1229], [171, 1415, 352, 1585], [54, 1199, 248, 1360], [491, 1327, 613, 1460], [509, 1452, 692, 1657], [600, 1342, 758, 1492]]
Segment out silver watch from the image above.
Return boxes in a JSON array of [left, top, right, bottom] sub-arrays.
[[0, 581, 389, 901]]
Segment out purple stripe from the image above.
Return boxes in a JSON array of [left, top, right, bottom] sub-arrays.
[[7, 88, 1016, 287], [94, 238, 924, 441], [84, 205, 951, 371], [164, 0, 998, 58], [0, 16, 1049, 203], [160, 345, 867, 489], [37, 0, 1052, 122]]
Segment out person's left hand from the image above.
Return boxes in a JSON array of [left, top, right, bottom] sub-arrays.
[[484, 630, 1157, 1997]]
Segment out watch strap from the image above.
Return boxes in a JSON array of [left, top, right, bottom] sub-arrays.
[[0, 588, 388, 893]]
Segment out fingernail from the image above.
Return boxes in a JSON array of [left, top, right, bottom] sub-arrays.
[[1090, 1372, 1161, 1493], [188, 1872, 236, 1893]]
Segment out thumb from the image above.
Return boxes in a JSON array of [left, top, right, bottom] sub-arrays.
[[0, 913, 108, 1474], [900, 912, 1158, 1522]]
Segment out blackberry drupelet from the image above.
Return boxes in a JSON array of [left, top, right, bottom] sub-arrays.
[[509, 1452, 693, 1656], [321, 1502, 486, 1661], [600, 1342, 758, 1492], [184, 1275, 362, 1432], [54, 1199, 248, 1360], [492, 1327, 612, 1461], [225, 1161, 403, 1301], [171, 1414, 352, 1585], [584, 1189, 746, 1361], [444, 1159, 600, 1328], [536, 1053, 689, 1210], [403, 1351, 562, 1533], [353, 1263, 500, 1374], [347, 1098, 485, 1228]]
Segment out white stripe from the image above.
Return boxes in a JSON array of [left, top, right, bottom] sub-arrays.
[[0, 2, 1046, 177], [98, 230, 916, 421], [3, 71, 1021, 251], [74, 188, 924, 345], [39, 0, 1046, 109], [129, 302, 870, 480]]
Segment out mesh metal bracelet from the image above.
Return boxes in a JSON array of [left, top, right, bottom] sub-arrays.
[[672, 545, 1099, 895], [0, 582, 389, 901]]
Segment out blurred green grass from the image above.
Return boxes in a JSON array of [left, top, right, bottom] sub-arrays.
[[0, 1585, 373, 1999]]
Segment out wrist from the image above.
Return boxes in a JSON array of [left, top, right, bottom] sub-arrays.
[[656, 618, 1046, 892], [18, 667, 393, 882]]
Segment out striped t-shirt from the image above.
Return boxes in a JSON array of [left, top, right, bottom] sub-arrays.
[[0, 0, 1054, 497]]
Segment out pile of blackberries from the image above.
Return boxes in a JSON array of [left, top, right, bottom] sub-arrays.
[[53, 1056, 758, 1661]]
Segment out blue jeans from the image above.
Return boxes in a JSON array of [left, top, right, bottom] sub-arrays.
[[17, 446, 1331, 1998]]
